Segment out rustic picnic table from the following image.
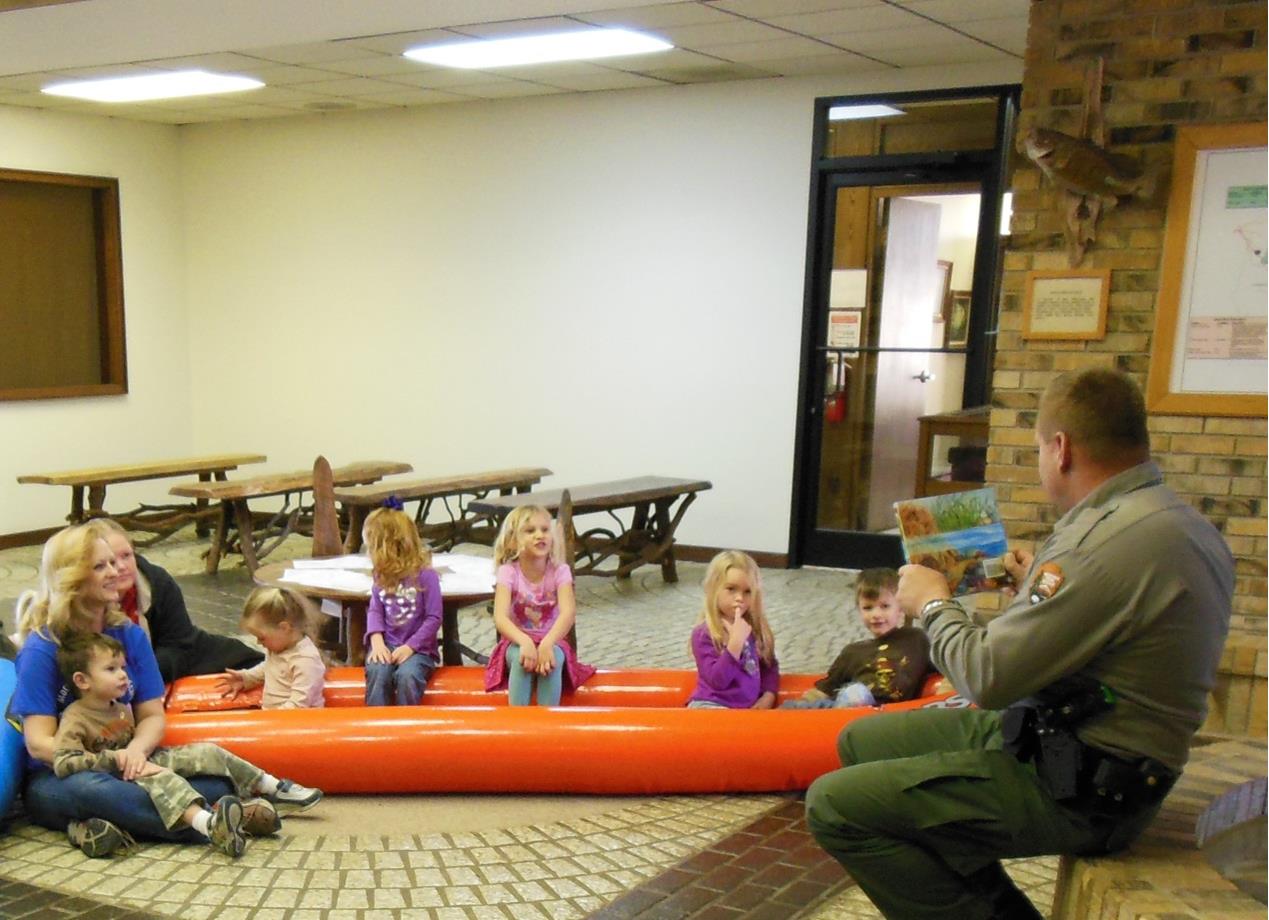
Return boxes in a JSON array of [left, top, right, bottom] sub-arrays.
[[469, 476, 711, 582], [335, 466, 552, 553], [254, 555, 494, 667], [17, 453, 267, 545], [169, 460, 411, 574]]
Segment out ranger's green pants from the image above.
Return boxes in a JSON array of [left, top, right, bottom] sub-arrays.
[[805, 708, 1157, 919]]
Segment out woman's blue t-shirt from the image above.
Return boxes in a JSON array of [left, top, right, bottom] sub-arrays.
[[9, 622, 164, 771]]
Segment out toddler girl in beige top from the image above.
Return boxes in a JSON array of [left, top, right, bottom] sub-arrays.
[[217, 587, 326, 710]]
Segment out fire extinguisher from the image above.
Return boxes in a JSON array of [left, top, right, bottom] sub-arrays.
[[824, 360, 850, 424]]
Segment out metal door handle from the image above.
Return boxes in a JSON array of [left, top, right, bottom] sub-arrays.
[[913, 370, 934, 382]]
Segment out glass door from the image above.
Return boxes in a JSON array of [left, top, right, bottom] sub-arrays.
[[797, 175, 993, 567]]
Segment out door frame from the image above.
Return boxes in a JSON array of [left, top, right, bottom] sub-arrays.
[[788, 85, 1019, 569]]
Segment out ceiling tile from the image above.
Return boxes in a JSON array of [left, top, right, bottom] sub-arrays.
[[236, 63, 354, 85], [285, 76, 410, 97], [379, 67, 508, 89], [701, 35, 843, 62], [305, 54, 419, 79], [576, 3, 737, 29], [956, 17, 1029, 54], [447, 16, 587, 38], [823, 22, 966, 52], [355, 87, 472, 106], [439, 81, 567, 99], [880, 42, 1013, 66], [333, 29, 459, 55], [244, 42, 365, 65], [532, 70, 669, 91], [755, 52, 886, 76], [657, 20, 791, 48], [769, 6, 920, 35], [706, 0, 877, 15], [900, 0, 1029, 20], [137, 52, 280, 74]]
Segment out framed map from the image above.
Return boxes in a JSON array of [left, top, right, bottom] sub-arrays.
[[1147, 122, 1268, 417]]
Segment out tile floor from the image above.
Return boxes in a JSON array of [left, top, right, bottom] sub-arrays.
[[0, 530, 1058, 919]]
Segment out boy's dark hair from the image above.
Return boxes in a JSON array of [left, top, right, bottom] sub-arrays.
[[855, 568, 900, 603], [56, 632, 125, 694]]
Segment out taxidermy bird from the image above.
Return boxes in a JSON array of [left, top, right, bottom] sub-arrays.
[[1020, 128, 1153, 201]]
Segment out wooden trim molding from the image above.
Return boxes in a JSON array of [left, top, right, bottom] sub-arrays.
[[675, 544, 790, 569], [0, 526, 60, 551]]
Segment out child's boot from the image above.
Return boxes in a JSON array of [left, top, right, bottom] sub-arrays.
[[268, 779, 322, 813], [241, 797, 281, 836], [208, 796, 246, 857], [67, 818, 136, 858]]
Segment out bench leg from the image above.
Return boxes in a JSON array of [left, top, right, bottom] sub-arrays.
[[343, 506, 367, 554], [193, 472, 218, 538], [234, 501, 261, 574], [654, 499, 679, 583], [204, 503, 231, 574], [87, 485, 107, 520]]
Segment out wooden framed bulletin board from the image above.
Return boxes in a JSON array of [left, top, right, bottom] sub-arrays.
[[1022, 268, 1110, 341], [1146, 122, 1268, 417]]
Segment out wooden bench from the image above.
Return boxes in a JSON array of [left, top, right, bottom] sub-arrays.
[[170, 460, 411, 574], [17, 453, 267, 545], [335, 466, 552, 553], [1051, 737, 1266, 919], [469, 476, 711, 582]]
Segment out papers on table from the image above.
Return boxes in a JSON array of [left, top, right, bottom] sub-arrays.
[[278, 552, 494, 597], [280, 568, 373, 594], [433, 552, 497, 595], [289, 554, 372, 570]]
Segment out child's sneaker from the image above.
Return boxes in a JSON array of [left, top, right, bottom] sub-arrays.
[[208, 796, 245, 858], [268, 779, 322, 813], [241, 797, 281, 836], [66, 818, 136, 858]]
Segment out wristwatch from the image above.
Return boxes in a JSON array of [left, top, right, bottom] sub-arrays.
[[919, 597, 965, 621]]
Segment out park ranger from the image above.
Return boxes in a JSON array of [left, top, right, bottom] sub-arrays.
[[806, 368, 1234, 919]]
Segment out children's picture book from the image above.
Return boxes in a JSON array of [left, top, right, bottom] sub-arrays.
[[894, 487, 1014, 596]]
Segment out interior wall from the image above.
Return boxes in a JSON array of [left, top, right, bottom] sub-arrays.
[[180, 63, 1018, 554], [0, 106, 190, 534]]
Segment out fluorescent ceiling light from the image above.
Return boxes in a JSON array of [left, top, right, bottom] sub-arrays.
[[42, 70, 263, 103], [404, 28, 672, 69], [828, 103, 905, 121]]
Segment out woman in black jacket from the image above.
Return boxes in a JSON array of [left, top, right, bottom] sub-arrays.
[[99, 520, 264, 683]]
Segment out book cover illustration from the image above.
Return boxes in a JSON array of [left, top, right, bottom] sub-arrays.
[[894, 487, 1014, 596]]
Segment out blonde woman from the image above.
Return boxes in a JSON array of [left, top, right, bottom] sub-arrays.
[[96, 519, 263, 683], [686, 550, 779, 709], [11, 523, 240, 856]]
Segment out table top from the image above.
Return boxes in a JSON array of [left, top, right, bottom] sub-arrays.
[[18, 453, 267, 487], [254, 554, 496, 605], [468, 476, 711, 515], [333, 466, 552, 505], [170, 460, 412, 500]]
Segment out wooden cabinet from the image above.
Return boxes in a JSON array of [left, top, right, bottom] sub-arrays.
[[914, 406, 989, 497]]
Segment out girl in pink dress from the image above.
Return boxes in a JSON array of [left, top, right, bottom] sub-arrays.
[[483, 505, 594, 705]]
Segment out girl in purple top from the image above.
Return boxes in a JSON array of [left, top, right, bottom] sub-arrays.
[[362, 506, 442, 707], [484, 505, 595, 705], [687, 551, 780, 709]]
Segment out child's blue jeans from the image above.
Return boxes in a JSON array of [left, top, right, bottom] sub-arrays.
[[506, 645, 565, 706], [782, 682, 878, 709], [365, 649, 437, 706]]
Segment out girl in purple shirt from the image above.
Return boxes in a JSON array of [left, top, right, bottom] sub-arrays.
[[687, 551, 780, 709], [484, 505, 594, 705], [361, 506, 442, 707]]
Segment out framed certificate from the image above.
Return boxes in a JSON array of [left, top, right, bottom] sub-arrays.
[[1022, 269, 1110, 341], [1146, 122, 1268, 417]]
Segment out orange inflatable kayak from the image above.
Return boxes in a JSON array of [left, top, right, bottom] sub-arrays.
[[161, 667, 963, 794]]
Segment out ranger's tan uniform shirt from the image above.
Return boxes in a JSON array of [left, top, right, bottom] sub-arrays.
[[921, 462, 1233, 773]]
